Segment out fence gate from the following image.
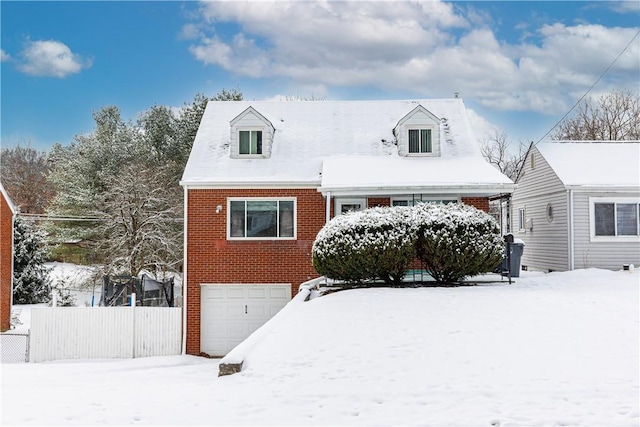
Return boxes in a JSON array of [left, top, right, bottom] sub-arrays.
[[0, 332, 29, 363]]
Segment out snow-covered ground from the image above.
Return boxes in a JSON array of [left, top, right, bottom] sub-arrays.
[[2, 268, 638, 426], [46, 261, 101, 307]]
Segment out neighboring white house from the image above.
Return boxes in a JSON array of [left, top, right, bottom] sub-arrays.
[[511, 141, 640, 272]]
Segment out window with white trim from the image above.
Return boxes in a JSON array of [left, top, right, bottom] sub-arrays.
[[591, 198, 640, 239], [228, 198, 295, 239], [408, 129, 432, 154], [518, 208, 526, 232], [238, 130, 262, 155], [335, 198, 367, 215]]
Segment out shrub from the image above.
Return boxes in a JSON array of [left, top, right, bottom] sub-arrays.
[[414, 203, 503, 284], [312, 207, 415, 286], [13, 218, 52, 304]]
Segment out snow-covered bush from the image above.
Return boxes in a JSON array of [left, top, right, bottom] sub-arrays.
[[13, 218, 52, 304], [50, 279, 77, 307], [414, 203, 503, 284], [312, 207, 416, 286]]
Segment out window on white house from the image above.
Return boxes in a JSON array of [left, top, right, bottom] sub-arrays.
[[239, 130, 262, 155], [408, 129, 432, 154], [228, 198, 295, 239], [518, 208, 526, 231], [594, 201, 639, 237]]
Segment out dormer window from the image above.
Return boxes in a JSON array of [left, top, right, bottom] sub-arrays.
[[239, 130, 262, 155], [394, 105, 441, 157], [230, 106, 275, 159], [408, 129, 432, 154]]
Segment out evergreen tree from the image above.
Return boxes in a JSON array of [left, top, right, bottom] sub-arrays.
[[47, 89, 241, 275], [13, 218, 52, 304]]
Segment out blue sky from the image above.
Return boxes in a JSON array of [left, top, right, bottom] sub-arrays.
[[2, 1, 639, 152]]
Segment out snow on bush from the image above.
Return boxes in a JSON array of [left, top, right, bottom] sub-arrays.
[[414, 202, 504, 284], [312, 207, 416, 286], [312, 203, 504, 286], [13, 218, 52, 304]]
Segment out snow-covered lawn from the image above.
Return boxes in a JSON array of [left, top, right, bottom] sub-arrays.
[[2, 269, 638, 426]]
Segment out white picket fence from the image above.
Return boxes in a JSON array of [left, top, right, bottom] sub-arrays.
[[29, 307, 181, 362]]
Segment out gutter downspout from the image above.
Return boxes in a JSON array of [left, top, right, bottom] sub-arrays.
[[181, 186, 188, 355], [568, 189, 575, 271], [325, 191, 331, 224], [9, 209, 15, 319]]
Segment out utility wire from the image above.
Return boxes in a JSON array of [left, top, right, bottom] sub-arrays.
[[534, 28, 640, 146], [17, 213, 183, 222], [18, 213, 104, 222]]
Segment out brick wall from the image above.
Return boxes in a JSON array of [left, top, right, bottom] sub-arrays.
[[367, 197, 391, 207], [0, 192, 13, 332], [185, 188, 326, 354], [185, 191, 491, 354], [461, 197, 490, 212]]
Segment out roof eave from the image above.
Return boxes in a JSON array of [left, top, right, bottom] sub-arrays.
[[564, 184, 640, 192], [180, 180, 321, 190], [318, 183, 516, 197]]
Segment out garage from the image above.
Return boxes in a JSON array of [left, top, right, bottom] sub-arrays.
[[200, 284, 292, 357]]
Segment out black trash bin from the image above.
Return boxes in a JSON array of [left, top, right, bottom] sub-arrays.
[[502, 234, 525, 277]]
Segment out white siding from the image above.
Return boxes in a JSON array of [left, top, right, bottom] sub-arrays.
[[572, 191, 640, 270], [29, 307, 181, 363], [511, 146, 569, 272]]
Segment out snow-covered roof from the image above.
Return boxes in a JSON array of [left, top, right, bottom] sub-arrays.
[[181, 99, 514, 195], [0, 181, 17, 214], [319, 155, 514, 195], [536, 141, 640, 188]]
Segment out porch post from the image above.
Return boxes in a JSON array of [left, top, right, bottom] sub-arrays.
[[325, 191, 331, 223]]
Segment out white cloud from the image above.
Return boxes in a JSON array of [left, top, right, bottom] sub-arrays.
[[608, 1, 640, 13], [185, 1, 640, 116], [0, 49, 10, 62], [179, 23, 204, 40], [18, 40, 92, 78], [466, 107, 502, 142]]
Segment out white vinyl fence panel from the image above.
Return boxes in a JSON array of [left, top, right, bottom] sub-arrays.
[[29, 307, 181, 363]]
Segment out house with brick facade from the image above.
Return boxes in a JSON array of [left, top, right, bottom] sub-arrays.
[[1, 182, 16, 331], [180, 99, 515, 356]]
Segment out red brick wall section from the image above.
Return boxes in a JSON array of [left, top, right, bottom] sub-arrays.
[[461, 197, 490, 212], [0, 193, 13, 332], [185, 188, 327, 355], [367, 197, 390, 208], [185, 192, 491, 355]]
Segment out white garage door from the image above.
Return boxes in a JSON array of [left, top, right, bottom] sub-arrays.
[[200, 284, 292, 357]]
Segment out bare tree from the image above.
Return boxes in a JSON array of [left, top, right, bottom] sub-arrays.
[[94, 164, 182, 278], [0, 143, 55, 214], [553, 90, 640, 141], [479, 131, 527, 181]]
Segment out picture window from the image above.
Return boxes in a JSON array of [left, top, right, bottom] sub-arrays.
[[228, 198, 295, 239]]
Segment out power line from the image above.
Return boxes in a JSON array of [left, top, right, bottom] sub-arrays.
[[17, 213, 184, 222], [534, 28, 640, 146], [18, 213, 104, 222]]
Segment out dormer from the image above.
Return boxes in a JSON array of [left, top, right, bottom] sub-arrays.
[[394, 105, 441, 157], [229, 106, 275, 159]]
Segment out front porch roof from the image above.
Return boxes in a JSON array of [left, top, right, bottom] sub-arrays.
[[317, 155, 515, 197]]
